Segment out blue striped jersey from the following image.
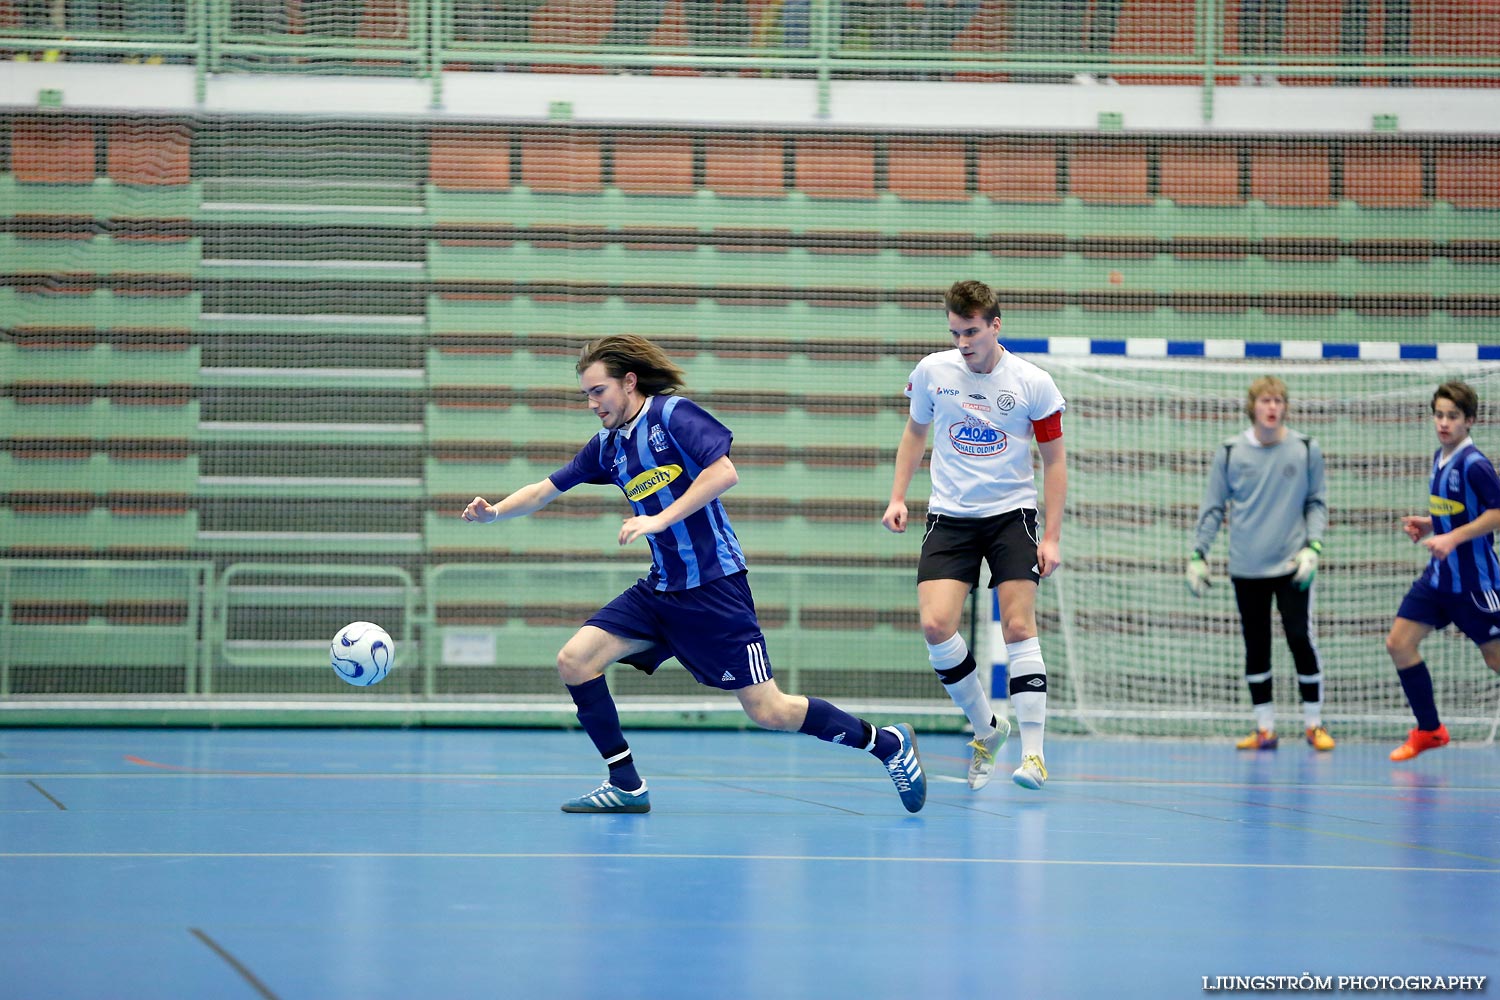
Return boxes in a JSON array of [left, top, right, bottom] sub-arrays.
[[1424, 440, 1500, 594], [550, 395, 748, 592]]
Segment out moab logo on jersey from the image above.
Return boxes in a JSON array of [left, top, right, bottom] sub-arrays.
[[948, 418, 1006, 456]]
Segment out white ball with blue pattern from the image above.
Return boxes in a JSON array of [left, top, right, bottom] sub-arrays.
[[330, 621, 394, 687]]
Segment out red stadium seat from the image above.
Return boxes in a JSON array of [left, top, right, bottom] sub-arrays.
[[887, 139, 969, 202], [612, 133, 696, 195], [429, 130, 512, 191], [1250, 142, 1335, 207], [107, 123, 192, 187], [1435, 146, 1500, 208], [1344, 142, 1425, 208], [1071, 141, 1152, 205], [520, 132, 604, 193], [12, 118, 96, 184], [1159, 143, 1244, 207], [976, 139, 1060, 203], [793, 136, 877, 200], [704, 135, 786, 198]]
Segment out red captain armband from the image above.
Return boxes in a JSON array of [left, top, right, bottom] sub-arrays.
[[1032, 411, 1063, 443]]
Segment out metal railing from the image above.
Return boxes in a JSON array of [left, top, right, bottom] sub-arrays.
[[0, 557, 922, 702], [2, 0, 1496, 117], [0, 558, 214, 698]]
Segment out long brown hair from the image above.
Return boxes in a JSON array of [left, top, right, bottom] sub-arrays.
[[577, 335, 686, 396]]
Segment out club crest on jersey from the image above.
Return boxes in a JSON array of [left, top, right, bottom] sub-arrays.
[[625, 464, 683, 500], [648, 424, 669, 453], [948, 417, 1006, 456], [995, 392, 1016, 413], [1430, 495, 1466, 516]]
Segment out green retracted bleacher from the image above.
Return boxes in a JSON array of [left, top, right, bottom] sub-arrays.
[[4, 112, 1499, 730]]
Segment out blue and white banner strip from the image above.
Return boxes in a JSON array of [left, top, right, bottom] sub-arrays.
[[1006, 339, 1500, 361]]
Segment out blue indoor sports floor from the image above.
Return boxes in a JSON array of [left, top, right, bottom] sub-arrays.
[[2, 727, 1497, 1000]]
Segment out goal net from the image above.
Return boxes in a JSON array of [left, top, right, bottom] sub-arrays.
[[1031, 356, 1500, 742]]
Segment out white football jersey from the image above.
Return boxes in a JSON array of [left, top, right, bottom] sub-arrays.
[[905, 348, 1066, 517]]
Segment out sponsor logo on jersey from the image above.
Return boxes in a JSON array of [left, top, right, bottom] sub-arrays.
[[648, 424, 669, 453], [995, 392, 1016, 413], [968, 393, 987, 400], [948, 418, 1007, 456], [937, 387, 959, 396], [962, 402, 991, 413], [1430, 495, 1466, 516], [625, 464, 683, 500]]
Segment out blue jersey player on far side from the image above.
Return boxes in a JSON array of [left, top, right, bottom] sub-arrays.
[[1386, 380, 1500, 761], [462, 335, 927, 813]]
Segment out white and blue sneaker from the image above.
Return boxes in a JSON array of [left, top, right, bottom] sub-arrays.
[[881, 724, 927, 813], [561, 780, 651, 814]]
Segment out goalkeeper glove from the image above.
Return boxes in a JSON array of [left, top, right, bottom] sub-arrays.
[[1186, 552, 1211, 598], [1292, 541, 1321, 590]]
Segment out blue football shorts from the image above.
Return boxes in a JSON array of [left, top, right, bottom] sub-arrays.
[[585, 571, 774, 690], [1396, 575, 1500, 647]]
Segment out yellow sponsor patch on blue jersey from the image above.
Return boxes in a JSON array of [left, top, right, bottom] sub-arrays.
[[625, 464, 682, 501], [1430, 495, 1466, 516]]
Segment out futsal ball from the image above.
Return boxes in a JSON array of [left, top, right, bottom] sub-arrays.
[[330, 621, 394, 687]]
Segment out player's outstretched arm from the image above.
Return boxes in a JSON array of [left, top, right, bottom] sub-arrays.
[[461, 479, 562, 523]]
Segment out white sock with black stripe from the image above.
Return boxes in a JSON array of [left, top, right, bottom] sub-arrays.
[[927, 633, 997, 739], [1006, 637, 1047, 758]]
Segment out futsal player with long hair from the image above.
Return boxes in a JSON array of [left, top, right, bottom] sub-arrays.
[[462, 334, 927, 813]]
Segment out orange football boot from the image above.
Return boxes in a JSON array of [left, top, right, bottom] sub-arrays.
[[1389, 724, 1450, 761]]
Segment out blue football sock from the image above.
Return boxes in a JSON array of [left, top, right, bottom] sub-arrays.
[[799, 697, 889, 756], [567, 675, 642, 791], [870, 727, 900, 760], [1397, 661, 1441, 731]]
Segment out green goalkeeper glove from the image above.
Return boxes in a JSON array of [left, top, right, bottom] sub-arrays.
[[1292, 540, 1322, 590], [1186, 552, 1211, 598]]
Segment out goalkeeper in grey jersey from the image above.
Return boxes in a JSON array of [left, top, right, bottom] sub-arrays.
[[1189, 376, 1332, 751]]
